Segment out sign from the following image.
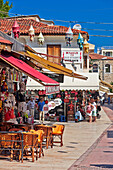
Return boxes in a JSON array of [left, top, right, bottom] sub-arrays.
[[62, 50, 83, 63], [45, 85, 60, 95], [48, 101, 56, 111], [54, 98, 62, 107], [64, 99, 69, 103]]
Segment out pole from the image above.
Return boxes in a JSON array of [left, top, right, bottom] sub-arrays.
[[102, 59, 104, 81]]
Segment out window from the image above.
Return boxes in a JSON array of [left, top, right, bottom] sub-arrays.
[[105, 64, 110, 73], [93, 64, 98, 72], [106, 52, 112, 56]]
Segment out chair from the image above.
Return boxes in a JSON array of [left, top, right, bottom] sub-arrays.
[[19, 132, 38, 162], [52, 124, 65, 147], [0, 133, 15, 161], [30, 129, 44, 159], [34, 125, 53, 149]]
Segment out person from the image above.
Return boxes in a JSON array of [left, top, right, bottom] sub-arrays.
[[27, 97, 35, 118], [86, 100, 93, 123], [38, 97, 45, 122], [91, 98, 97, 122]]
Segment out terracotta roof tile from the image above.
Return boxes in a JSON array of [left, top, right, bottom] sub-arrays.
[[0, 18, 88, 36], [89, 53, 113, 60]]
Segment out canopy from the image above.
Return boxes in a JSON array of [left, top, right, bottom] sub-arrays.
[[0, 52, 59, 87], [20, 51, 88, 80]]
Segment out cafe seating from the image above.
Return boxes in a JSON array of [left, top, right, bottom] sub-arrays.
[[0, 133, 15, 161], [52, 124, 65, 147], [34, 124, 53, 149], [30, 129, 44, 159]]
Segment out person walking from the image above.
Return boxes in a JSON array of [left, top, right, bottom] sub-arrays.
[[38, 97, 45, 122]]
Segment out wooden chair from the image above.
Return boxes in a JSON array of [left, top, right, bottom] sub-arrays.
[[19, 132, 38, 162], [30, 129, 44, 159], [52, 124, 65, 147], [0, 133, 15, 161], [34, 125, 53, 149]]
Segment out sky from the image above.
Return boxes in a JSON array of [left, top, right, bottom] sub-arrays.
[[8, 0, 113, 52]]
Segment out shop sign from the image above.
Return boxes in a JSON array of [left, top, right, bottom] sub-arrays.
[[54, 98, 62, 107], [45, 85, 60, 95], [48, 101, 56, 111], [64, 99, 69, 103], [62, 50, 83, 63]]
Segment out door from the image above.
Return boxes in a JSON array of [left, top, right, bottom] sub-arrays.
[[47, 45, 61, 64]]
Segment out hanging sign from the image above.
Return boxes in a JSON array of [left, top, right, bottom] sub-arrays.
[[45, 85, 60, 95], [62, 50, 83, 63], [64, 99, 69, 103]]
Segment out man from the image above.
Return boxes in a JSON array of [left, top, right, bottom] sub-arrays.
[[27, 97, 35, 118], [38, 97, 45, 122]]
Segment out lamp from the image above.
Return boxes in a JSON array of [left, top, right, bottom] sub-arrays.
[[29, 25, 35, 41], [37, 32, 44, 45], [83, 39, 89, 53], [77, 32, 84, 50], [65, 27, 73, 46], [12, 21, 20, 39]]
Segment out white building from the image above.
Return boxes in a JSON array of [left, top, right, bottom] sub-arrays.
[[1, 15, 99, 90]]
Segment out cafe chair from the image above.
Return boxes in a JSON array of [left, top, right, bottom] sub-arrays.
[[52, 124, 65, 147], [0, 133, 14, 161], [30, 129, 44, 159], [34, 125, 53, 149]]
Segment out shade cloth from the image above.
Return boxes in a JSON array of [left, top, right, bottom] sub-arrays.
[[0, 53, 59, 86]]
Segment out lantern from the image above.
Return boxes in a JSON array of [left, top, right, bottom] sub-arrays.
[[83, 39, 89, 53], [12, 21, 20, 39], [29, 25, 35, 41], [77, 32, 84, 50], [65, 27, 73, 46], [37, 32, 44, 45]]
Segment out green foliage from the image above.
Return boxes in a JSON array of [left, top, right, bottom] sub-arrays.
[[0, 0, 13, 18], [109, 81, 113, 93]]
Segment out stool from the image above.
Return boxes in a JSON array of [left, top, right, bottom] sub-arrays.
[[60, 115, 66, 122]]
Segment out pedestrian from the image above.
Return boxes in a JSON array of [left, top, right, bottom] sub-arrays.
[[38, 97, 45, 122], [27, 97, 35, 118], [86, 100, 93, 123], [91, 98, 97, 122]]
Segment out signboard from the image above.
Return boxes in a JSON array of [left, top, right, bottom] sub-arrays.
[[45, 85, 60, 95], [62, 50, 83, 63], [54, 98, 62, 107], [64, 99, 69, 103]]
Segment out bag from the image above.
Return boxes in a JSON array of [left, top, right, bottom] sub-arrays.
[[97, 106, 101, 111]]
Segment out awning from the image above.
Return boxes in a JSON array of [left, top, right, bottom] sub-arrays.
[[20, 51, 87, 80], [0, 53, 60, 92]]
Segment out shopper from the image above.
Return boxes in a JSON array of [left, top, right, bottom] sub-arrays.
[[27, 97, 35, 118], [86, 100, 93, 123], [38, 97, 45, 122], [91, 98, 97, 122]]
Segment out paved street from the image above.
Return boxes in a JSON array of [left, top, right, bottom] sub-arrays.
[[0, 106, 111, 170], [69, 104, 113, 170]]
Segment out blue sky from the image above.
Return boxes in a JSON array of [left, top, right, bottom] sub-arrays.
[[8, 0, 113, 51]]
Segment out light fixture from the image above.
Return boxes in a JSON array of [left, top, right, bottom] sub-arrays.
[[37, 32, 44, 45], [77, 32, 84, 50], [12, 21, 20, 39], [83, 39, 89, 53], [29, 25, 35, 41], [65, 26, 73, 46]]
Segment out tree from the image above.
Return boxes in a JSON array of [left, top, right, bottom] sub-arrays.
[[0, 0, 13, 18]]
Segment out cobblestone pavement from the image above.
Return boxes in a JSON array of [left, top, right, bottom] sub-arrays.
[[0, 106, 111, 170], [69, 104, 113, 170]]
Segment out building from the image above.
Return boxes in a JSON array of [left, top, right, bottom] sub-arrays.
[[89, 53, 113, 84], [97, 46, 113, 57], [0, 15, 99, 90]]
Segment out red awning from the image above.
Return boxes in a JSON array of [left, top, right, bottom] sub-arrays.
[[0, 53, 59, 86]]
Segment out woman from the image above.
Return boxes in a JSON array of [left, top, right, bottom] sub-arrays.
[[86, 101, 94, 123]]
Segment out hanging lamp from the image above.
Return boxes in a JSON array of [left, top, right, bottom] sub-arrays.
[[65, 26, 73, 46], [83, 39, 89, 53], [77, 32, 84, 50], [12, 21, 20, 39], [29, 25, 35, 41], [37, 32, 44, 45]]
